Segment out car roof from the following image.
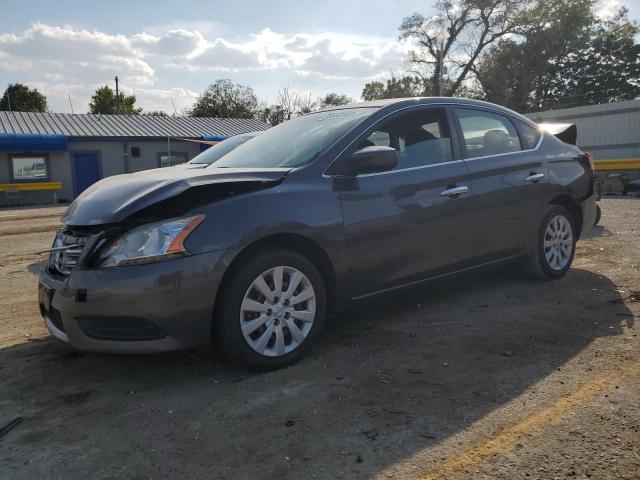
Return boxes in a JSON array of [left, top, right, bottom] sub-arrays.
[[320, 97, 534, 125]]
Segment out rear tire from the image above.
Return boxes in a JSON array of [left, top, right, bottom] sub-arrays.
[[594, 204, 601, 225], [215, 248, 326, 371], [522, 206, 576, 281]]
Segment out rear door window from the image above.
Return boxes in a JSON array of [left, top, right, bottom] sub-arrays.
[[455, 108, 521, 158]]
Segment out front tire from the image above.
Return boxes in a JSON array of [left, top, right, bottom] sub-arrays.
[[216, 248, 326, 370], [523, 206, 576, 280]]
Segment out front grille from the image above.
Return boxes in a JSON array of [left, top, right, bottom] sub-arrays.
[[48, 229, 89, 276], [78, 316, 167, 341]]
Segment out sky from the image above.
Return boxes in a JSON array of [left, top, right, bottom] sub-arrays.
[[0, 0, 638, 114]]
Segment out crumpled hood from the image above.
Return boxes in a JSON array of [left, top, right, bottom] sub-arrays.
[[62, 166, 290, 226]]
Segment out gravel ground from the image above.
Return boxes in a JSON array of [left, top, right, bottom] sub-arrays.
[[0, 199, 638, 480]]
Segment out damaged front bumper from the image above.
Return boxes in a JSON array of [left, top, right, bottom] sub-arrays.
[[38, 248, 237, 354]]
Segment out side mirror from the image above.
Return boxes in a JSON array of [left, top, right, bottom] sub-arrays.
[[348, 146, 398, 176]]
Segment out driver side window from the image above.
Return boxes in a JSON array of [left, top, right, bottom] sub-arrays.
[[358, 109, 453, 170]]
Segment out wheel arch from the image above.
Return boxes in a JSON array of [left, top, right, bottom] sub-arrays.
[[548, 195, 583, 238], [212, 233, 338, 341]]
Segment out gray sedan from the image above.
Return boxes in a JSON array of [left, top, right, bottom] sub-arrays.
[[39, 98, 596, 370]]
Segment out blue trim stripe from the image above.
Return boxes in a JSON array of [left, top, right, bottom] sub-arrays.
[[201, 134, 228, 142], [0, 133, 68, 152]]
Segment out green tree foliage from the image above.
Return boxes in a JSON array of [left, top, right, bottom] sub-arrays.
[[548, 8, 640, 107], [476, 0, 639, 111], [0, 83, 48, 112], [476, 0, 594, 111], [361, 75, 475, 101], [190, 79, 258, 118], [144, 110, 169, 116], [257, 89, 352, 126], [319, 93, 352, 107], [89, 85, 142, 114], [362, 76, 426, 100], [257, 105, 288, 126]]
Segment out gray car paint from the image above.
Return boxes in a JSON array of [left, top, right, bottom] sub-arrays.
[[39, 97, 596, 353]]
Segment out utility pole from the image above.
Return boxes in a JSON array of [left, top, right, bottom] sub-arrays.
[[68, 95, 74, 114], [437, 41, 444, 97], [114, 76, 119, 114], [170, 98, 178, 116]]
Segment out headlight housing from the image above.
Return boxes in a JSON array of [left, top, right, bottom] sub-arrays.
[[95, 215, 204, 267]]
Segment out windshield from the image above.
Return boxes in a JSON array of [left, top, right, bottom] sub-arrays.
[[215, 108, 376, 169], [189, 134, 256, 165]]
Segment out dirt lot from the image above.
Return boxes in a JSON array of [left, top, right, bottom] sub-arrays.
[[0, 199, 638, 480]]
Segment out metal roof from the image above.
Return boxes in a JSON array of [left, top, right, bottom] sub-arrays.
[[0, 111, 268, 139]]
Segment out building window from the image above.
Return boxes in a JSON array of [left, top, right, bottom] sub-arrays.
[[159, 152, 188, 168], [11, 155, 49, 181]]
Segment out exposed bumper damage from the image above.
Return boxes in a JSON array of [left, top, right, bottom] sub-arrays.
[[40, 166, 285, 353], [38, 248, 240, 353]]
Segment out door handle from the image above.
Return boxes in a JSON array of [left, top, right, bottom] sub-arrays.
[[526, 173, 545, 182], [440, 186, 468, 197]]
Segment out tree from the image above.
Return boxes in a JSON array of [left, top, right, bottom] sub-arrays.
[[548, 8, 640, 107], [144, 110, 169, 116], [89, 85, 142, 114], [257, 104, 288, 126], [0, 83, 48, 112], [257, 88, 310, 125], [319, 93, 352, 108], [399, 0, 531, 97], [476, 0, 639, 111], [257, 88, 353, 126], [190, 79, 258, 118], [362, 75, 427, 100]]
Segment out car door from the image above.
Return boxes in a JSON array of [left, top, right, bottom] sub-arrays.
[[336, 106, 475, 298], [452, 107, 547, 261]]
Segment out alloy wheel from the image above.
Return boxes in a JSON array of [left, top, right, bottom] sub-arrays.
[[240, 266, 316, 357], [543, 214, 573, 271]]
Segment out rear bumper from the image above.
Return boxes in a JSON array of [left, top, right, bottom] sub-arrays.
[[579, 192, 597, 237], [38, 248, 238, 354]]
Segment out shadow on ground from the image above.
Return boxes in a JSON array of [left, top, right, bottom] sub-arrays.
[[0, 266, 634, 479]]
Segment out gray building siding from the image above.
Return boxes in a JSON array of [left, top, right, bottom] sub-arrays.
[[527, 99, 640, 192], [1, 150, 73, 203], [2, 138, 219, 205], [526, 99, 640, 163]]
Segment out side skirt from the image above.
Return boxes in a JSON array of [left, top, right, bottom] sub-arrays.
[[351, 254, 523, 301]]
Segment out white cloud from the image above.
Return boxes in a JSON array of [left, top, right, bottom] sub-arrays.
[[0, 22, 410, 112], [189, 39, 261, 70], [0, 22, 155, 88], [597, 0, 621, 18], [133, 29, 207, 58]]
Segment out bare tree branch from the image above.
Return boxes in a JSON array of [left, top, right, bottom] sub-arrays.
[[400, 0, 532, 96]]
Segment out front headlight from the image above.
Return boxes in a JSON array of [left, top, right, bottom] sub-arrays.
[[96, 215, 204, 267]]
